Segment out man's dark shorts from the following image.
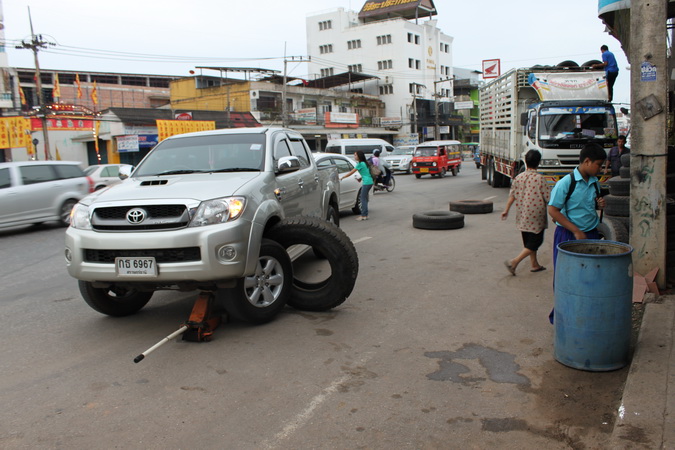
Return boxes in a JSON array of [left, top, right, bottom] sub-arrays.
[[521, 230, 545, 251]]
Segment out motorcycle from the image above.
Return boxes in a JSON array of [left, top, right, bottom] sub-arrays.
[[373, 170, 395, 193]]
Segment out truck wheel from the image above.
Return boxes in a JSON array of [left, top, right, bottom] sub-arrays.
[[481, 163, 488, 180], [415, 174, 422, 179], [326, 203, 340, 227], [78, 281, 153, 317], [487, 160, 494, 186], [449, 200, 493, 214], [440, 168, 447, 178], [222, 239, 292, 323], [412, 211, 464, 230], [451, 167, 458, 176], [597, 217, 629, 244], [266, 217, 358, 312]]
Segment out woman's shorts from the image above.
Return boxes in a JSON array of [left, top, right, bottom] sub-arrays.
[[521, 230, 545, 251]]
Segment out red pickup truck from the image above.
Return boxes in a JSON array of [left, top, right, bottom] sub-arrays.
[[412, 140, 462, 178]]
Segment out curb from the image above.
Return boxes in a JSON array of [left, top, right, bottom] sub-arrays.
[[609, 295, 675, 449]]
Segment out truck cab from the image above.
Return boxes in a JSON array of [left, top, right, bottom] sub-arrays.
[[412, 140, 462, 178]]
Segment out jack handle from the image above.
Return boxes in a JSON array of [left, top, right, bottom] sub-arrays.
[[134, 325, 189, 363]]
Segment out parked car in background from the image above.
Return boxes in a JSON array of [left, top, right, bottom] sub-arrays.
[[323, 138, 394, 159], [83, 164, 133, 190], [0, 160, 94, 228], [383, 145, 415, 174], [313, 153, 362, 215]]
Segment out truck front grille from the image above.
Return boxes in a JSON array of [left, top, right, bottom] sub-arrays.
[[91, 204, 190, 231], [84, 247, 201, 263]]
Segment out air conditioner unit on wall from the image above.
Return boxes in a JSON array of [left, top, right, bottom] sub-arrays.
[[384, 76, 393, 84]]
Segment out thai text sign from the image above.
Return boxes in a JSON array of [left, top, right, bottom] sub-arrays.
[[0, 117, 31, 148], [156, 120, 216, 142]]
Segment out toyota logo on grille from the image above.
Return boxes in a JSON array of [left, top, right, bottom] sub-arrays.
[[126, 208, 147, 224]]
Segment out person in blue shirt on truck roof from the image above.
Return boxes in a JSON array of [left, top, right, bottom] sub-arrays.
[[548, 143, 607, 271], [592, 45, 619, 102]]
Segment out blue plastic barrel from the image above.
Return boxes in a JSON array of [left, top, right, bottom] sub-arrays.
[[554, 239, 634, 371]]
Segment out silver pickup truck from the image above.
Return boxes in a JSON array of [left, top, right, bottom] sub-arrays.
[[65, 127, 340, 322]]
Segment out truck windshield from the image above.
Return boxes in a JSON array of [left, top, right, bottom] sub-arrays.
[[538, 106, 616, 141], [133, 134, 266, 177], [415, 147, 437, 157]]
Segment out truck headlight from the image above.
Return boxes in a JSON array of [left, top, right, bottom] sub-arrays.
[[70, 203, 92, 230], [541, 159, 561, 166], [189, 197, 246, 227]]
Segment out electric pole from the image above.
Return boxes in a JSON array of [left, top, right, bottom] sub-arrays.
[[282, 55, 310, 127], [433, 78, 452, 140], [16, 7, 53, 160]]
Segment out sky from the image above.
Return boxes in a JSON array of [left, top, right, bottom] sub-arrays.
[[2, 0, 631, 105]]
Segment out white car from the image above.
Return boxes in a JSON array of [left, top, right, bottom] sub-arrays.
[[83, 164, 133, 190], [383, 146, 415, 174], [313, 153, 362, 215]]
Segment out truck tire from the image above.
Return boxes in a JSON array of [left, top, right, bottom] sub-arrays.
[[352, 188, 362, 215], [481, 163, 487, 180], [604, 194, 630, 217], [412, 211, 464, 230], [620, 166, 631, 179], [326, 203, 340, 227], [439, 168, 447, 178], [266, 217, 358, 312], [608, 176, 630, 196], [487, 160, 494, 186], [222, 238, 292, 323], [492, 167, 505, 188], [582, 59, 602, 67], [597, 217, 629, 244], [620, 153, 630, 168], [449, 200, 493, 214], [451, 167, 458, 176], [78, 281, 153, 317]]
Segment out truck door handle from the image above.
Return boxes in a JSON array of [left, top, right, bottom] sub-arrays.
[[297, 179, 304, 189]]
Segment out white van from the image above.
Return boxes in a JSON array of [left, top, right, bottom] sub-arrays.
[[324, 138, 394, 158]]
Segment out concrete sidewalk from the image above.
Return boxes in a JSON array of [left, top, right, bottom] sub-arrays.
[[609, 295, 675, 449]]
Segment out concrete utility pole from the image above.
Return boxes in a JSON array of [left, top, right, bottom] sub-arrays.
[[433, 78, 452, 140], [629, 0, 668, 288], [15, 7, 52, 160], [281, 55, 310, 127]]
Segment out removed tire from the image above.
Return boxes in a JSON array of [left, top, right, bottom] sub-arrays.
[[597, 217, 629, 244], [266, 217, 358, 312], [449, 200, 494, 214], [604, 194, 630, 217], [222, 238, 292, 324], [620, 153, 630, 168], [412, 211, 464, 230], [607, 176, 630, 196], [620, 166, 631, 179], [78, 281, 153, 317]]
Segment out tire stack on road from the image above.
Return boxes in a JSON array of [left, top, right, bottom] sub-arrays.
[[601, 153, 631, 244], [411, 200, 494, 230]]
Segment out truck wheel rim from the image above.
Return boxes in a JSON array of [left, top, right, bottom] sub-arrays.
[[243, 256, 284, 307]]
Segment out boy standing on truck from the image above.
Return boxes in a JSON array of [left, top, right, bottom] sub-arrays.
[[501, 150, 550, 275], [548, 143, 607, 270], [592, 45, 619, 102]]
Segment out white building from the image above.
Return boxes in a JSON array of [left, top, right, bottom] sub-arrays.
[[306, 1, 453, 137]]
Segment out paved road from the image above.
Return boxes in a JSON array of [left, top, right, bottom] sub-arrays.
[[0, 164, 628, 449]]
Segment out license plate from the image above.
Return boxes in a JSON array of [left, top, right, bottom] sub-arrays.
[[420, 168, 429, 173], [115, 257, 157, 276]]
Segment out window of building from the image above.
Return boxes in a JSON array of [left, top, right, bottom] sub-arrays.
[[149, 78, 171, 88], [348, 64, 363, 73], [319, 44, 333, 54], [121, 76, 148, 86], [320, 68, 335, 78], [91, 74, 119, 84], [319, 20, 332, 31], [379, 84, 394, 95], [347, 39, 361, 50], [377, 60, 392, 70], [409, 83, 423, 95], [408, 59, 421, 69], [440, 42, 450, 53], [408, 33, 420, 44], [376, 34, 392, 45], [350, 88, 364, 94], [407, 33, 413, 43], [415, 35, 420, 45]]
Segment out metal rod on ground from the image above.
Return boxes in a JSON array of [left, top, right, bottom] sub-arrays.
[[134, 325, 189, 363]]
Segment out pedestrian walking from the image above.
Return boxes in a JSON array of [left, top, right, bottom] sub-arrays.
[[341, 151, 374, 220], [501, 150, 550, 275], [603, 134, 630, 178], [592, 45, 619, 102]]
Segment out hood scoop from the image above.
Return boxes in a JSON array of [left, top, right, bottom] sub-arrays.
[[140, 179, 169, 186]]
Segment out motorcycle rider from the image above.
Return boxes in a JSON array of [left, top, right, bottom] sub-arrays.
[[372, 150, 392, 187]]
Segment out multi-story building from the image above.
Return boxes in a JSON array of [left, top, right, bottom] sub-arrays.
[[452, 67, 483, 143], [306, 1, 454, 140]]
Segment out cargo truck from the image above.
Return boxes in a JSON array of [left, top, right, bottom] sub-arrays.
[[479, 65, 618, 188]]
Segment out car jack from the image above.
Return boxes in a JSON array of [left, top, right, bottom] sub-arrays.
[[133, 291, 224, 363]]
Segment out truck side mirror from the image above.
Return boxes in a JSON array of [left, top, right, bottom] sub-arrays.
[[520, 112, 529, 127], [277, 156, 301, 173], [118, 165, 133, 180]]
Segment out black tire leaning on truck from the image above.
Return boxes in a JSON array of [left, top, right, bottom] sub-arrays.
[[78, 281, 154, 317], [266, 217, 359, 312]]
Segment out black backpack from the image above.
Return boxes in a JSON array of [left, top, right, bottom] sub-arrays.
[[563, 172, 601, 207]]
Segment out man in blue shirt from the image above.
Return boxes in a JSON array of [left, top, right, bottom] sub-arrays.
[[548, 143, 607, 269], [593, 45, 619, 102]]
